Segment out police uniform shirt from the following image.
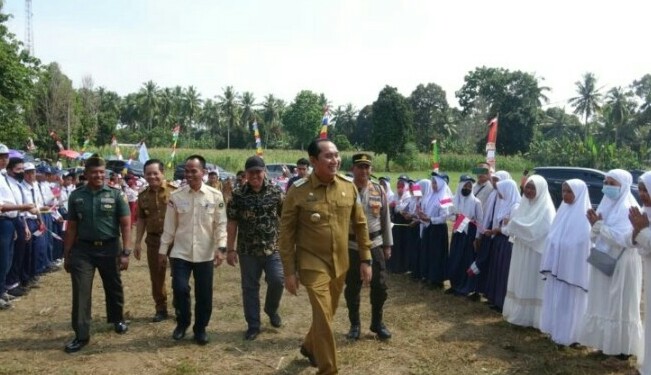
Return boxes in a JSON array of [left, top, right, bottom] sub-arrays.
[[68, 184, 130, 256], [137, 182, 176, 235], [349, 180, 393, 250], [159, 183, 227, 263], [278, 173, 372, 278]]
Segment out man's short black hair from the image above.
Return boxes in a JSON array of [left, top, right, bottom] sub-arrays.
[[144, 158, 165, 172], [185, 154, 206, 169], [7, 157, 24, 170], [236, 170, 245, 178], [296, 158, 310, 166], [307, 138, 333, 159]]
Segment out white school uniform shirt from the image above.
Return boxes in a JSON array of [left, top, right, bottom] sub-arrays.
[[4, 175, 26, 217], [0, 171, 19, 218], [21, 181, 43, 220]]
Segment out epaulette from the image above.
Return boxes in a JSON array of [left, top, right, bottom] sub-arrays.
[[337, 173, 354, 183], [292, 178, 308, 188], [166, 181, 178, 190]]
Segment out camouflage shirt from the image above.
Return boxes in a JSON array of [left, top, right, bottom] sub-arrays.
[[227, 180, 283, 256]]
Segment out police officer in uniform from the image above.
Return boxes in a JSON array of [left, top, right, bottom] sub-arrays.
[[279, 138, 372, 375], [344, 153, 393, 340], [63, 154, 132, 353], [134, 159, 176, 322]]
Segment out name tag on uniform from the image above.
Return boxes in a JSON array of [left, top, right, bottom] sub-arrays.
[[101, 197, 116, 204]]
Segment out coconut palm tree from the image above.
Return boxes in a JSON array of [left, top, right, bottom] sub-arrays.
[[183, 86, 202, 128], [568, 72, 602, 138], [138, 80, 160, 131], [218, 86, 240, 149], [606, 86, 635, 146]]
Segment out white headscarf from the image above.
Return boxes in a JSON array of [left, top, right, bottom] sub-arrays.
[[540, 179, 591, 290], [453, 179, 479, 219], [503, 175, 556, 252], [493, 179, 521, 229], [638, 172, 651, 255], [494, 170, 512, 181], [480, 171, 509, 231], [422, 176, 451, 214], [594, 169, 639, 253]]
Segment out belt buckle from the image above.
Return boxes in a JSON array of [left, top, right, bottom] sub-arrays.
[[93, 241, 103, 246]]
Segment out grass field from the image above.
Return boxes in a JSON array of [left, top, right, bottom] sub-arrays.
[[0, 233, 640, 375]]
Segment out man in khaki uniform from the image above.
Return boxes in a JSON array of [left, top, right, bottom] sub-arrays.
[[279, 138, 372, 375], [134, 159, 176, 322]]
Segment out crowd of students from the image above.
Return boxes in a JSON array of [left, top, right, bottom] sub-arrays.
[[386, 164, 651, 373]]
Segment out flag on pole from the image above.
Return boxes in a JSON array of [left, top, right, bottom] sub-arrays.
[[27, 137, 36, 152], [431, 139, 440, 172], [167, 124, 181, 168], [319, 106, 331, 139], [485, 116, 498, 170], [251, 120, 263, 156], [138, 141, 150, 164]]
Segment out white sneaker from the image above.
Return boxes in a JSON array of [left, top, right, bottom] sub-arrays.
[[0, 299, 11, 310]]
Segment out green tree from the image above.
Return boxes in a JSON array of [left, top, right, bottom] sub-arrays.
[[138, 80, 159, 131], [539, 107, 582, 139], [352, 105, 373, 149], [456, 67, 547, 154], [409, 83, 450, 151], [605, 86, 636, 146], [183, 85, 202, 128], [331, 104, 357, 140], [95, 88, 121, 145], [199, 98, 222, 147], [282, 90, 323, 149], [0, 3, 39, 148], [218, 86, 240, 149], [371, 85, 413, 171], [568, 72, 602, 138], [261, 94, 285, 148]]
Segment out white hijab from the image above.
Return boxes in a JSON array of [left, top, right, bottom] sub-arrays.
[[503, 175, 556, 252], [494, 170, 512, 181], [493, 179, 521, 229], [638, 171, 651, 255], [540, 179, 591, 290], [480, 171, 510, 231], [594, 169, 639, 253], [453, 180, 479, 219], [422, 176, 449, 214]]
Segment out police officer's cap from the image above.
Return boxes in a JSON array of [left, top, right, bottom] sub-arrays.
[[85, 154, 106, 169], [431, 171, 450, 184], [244, 155, 265, 172], [36, 165, 50, 174], [397, 174, 410, 182], [379, 176, 391, 182], [352, 153, 372, 166]]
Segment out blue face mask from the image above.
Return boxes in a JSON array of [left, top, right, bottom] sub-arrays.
[[602, 185, 621, 200]]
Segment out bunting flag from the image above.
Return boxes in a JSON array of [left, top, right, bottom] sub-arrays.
[[251, 120, 263, 156], [439, 196, 453, 209], [80, 138, 90, 152], [319, 106, 331, 139], [111, 135, 123, 160], [167, 124, 181, 168], [49, 131, 65, 151], [431, 139, 440, 172], [485, 116, 498, 170]]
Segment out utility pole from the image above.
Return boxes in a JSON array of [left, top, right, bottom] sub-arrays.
[[25, 0, 34, 55]]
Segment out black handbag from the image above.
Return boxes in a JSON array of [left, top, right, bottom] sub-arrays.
[[586, 247, 625, 277]]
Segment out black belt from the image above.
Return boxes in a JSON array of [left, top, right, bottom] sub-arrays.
[[349, 230, 382, 242], [78, 238, 117, 247]]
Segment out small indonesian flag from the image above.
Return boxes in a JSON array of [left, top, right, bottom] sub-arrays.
[[33, 221, 47, 237], [466, 261, 481, 276], [439, 197, 453, 209], [453, 214, 471, 233], [51, 232, 63, 241]]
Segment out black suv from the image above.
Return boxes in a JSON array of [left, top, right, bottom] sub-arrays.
[[533, 167, 640, 208]]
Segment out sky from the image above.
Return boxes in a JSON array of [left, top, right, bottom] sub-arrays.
[[4, 0, 651, 111]]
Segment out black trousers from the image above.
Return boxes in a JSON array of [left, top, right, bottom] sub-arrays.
[[69, 250, 124, 341], [344, 247, 388, 325], [170, 258, 214, 334]]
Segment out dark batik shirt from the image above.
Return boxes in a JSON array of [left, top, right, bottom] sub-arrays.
[[227, 180, 283, 256]]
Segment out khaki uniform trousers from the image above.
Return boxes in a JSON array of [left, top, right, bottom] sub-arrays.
[[145, 233, 168, 313], [301, 268, 346, 375]]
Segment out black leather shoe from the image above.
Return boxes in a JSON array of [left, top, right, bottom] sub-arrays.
[[269, 313, 282, 328], [152, 311, 168, 322], [300, 345, 317, 367], [370, 323, 392, 340], [194, 331, 209, 345], [114, 321, 128, 334], [172, 325, 187, 341], [244, 327, 260, 341], [7, 287, 27, 297], [346, 325, 361, 340], [64, 338, 89, 353]]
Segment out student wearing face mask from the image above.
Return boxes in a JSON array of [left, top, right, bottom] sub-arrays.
[[447, 175, 483, 296]]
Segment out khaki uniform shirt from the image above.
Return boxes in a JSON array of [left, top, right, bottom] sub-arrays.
[[278, 173, 371, 278], [137, 182, 176, 235], [349, 181, 393, 250], [159, 183, 227, 262]]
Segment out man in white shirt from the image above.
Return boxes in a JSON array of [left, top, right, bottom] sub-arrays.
[[159, 155, 227, 345], [21, 163, 48, 281]]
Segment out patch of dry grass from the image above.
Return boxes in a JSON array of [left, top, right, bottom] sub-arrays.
[[0, 241, 640, 375]]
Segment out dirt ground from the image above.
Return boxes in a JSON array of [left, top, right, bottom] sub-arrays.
[[0, 247, 641, 375]]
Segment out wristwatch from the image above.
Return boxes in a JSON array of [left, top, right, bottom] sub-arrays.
[[361, 259, 372, 266], [121, 249, 132, 257], [218, 247, 227, 254]]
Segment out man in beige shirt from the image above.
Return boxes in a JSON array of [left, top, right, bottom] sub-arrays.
[[159, 155, 227, 345]]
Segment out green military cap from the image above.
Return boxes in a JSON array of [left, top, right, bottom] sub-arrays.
[[352, 153, 372, 165], [85, 154, 106, 169]]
